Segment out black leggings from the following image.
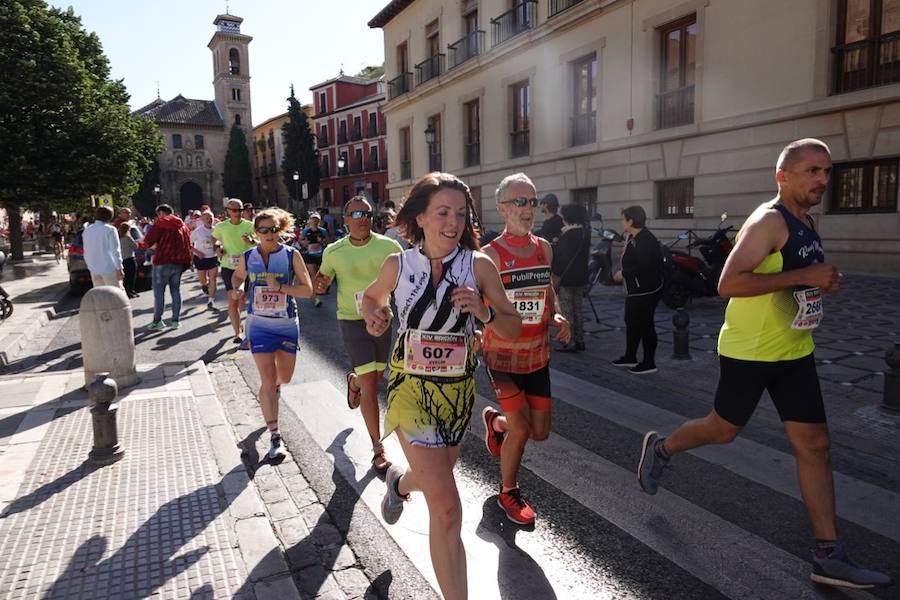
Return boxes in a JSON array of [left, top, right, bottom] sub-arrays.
[[624, 291, 662, 365], [122, 257, 136, 295]]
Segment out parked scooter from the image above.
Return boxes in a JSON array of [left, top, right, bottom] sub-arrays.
[[584, 217, 624, 322], [661, 213, 735, 309], [0, 285, 11, 321]]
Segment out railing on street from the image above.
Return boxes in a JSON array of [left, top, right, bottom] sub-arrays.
[[571, 112, 596, 146], [832, 31, 900, 93], [491, 1, 537, 48], [400, 160, 411, 180], [415, 54, 445, 86], [549, 0, 584, 17], [464, 142, 480, 167], [510, 130, 529, 158], [448, 30, 486, 69], [657, 85, 694, 129], [388, 73, 412, 100]]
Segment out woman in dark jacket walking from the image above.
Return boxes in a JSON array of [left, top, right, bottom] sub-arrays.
[[552, 204, 591, 352], [613, 206, 663, 374]]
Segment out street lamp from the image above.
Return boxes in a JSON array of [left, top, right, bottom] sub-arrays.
[[424, 124, 436, 172], [337, 154, 346, 174], [292, 171, 300, 213], [153, 184, 161, 206]]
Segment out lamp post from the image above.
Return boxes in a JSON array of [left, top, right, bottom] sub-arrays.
[[153, 184, 161, 207], [424, 124, 436, 172], [292, 171, 300, 213], [337, 154, 346, 174]]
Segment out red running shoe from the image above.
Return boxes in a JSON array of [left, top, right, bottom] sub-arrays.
[[497, 488, 535, 525], [481, 407, 504, 458]]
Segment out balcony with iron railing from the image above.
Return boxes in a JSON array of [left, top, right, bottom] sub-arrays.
[[464, 142, 481, 168], [350, 160, 363, 175], [548, 0, 583, 18], [491, 1, 537, 48], [367, 123, 379, 138], [428, 151, 442, 172], [416, 54, 445, 86], [351, 127, 362, 141], [832, 31, 900, 93], [366, 159, 381, 172], [510, 130, 529, 158], [400, 160, 411, 180], [448, 30, 486, 69], [338, 130, 348, 144], [571, 112, 596, 146], [318, 134, 330, 148], [388, 73, 412, 100], [657, 85, 694, 129], [320, 164, 330, 178]]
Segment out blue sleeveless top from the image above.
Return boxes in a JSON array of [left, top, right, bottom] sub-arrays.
[[774, 203, 824, 270], [245, 244, 297, 319]]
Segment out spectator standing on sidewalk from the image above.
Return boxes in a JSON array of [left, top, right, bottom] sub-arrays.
[[143, 204, 192, 330], [539, 193, 564, 247], [82, 206, 123, 288], [552, 203, 591, 352], [118, 222, 139, 298], [612, 205, 664, 374]]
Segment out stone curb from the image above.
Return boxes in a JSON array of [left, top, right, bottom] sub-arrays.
[[0, 305, 58, 367], [191, 360, 303, 600]]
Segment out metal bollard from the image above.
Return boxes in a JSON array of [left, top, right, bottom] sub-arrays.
[[88, 373, 125, 465], [882, 343, 900, 414], [672, 308, 691, 360]]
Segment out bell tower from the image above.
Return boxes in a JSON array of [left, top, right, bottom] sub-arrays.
[[208, 14, 253, 137]]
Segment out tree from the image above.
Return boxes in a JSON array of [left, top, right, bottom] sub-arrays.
[[355, 64, 384, 80], [0, 1, 163, 259], [132, 159, 161, 218], [281, 90, 320, 214], [223, 122, 254, 203]]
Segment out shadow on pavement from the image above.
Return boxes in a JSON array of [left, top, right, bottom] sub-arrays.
[[475, 496, 557, 600], [0, 457, 98, 519], [42, 465, 248, 599]]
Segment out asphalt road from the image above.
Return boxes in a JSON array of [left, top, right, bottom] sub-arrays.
[[20, 270, 900, 599]]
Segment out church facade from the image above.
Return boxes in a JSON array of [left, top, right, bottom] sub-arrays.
[[133, 13, 253, 215]]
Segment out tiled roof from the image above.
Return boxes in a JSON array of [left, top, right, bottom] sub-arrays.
[[368, 0, 415, 28], [310, 74, 378, 90], [132, 95, 224, 128]]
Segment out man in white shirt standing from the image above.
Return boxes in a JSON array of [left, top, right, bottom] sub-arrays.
[[82, 205, 123, 288]]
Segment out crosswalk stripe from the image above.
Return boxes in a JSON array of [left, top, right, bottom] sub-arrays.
[[549, 368, 900, 543], [282, 380, 881, 600]]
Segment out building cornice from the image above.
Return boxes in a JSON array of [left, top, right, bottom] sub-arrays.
[[368, 0, 416, 29]]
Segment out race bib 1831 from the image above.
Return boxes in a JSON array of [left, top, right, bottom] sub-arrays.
[[253, 285, 288, 318], [791, 287, 823, 330], [506, 288, 546, 325], [404, 330, 466, 376]]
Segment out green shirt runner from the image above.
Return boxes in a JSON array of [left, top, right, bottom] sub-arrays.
[[212, 219, 254, 269], [319, 233, 402, 320]]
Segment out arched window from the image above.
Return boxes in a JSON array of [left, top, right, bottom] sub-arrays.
[[194, 135, 204, 150], [235, 114, 241, 125], [229, 49, 241, 75], [172, 134, 182, 149]]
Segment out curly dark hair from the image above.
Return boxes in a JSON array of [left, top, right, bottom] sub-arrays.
[[395, 172, 480, 251]]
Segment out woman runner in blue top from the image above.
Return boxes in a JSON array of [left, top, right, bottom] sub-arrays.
[[231, 208, 314, 460]]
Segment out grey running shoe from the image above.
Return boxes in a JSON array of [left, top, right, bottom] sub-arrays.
[[811, 543, 893, 589], [267, 434, 287, 461], [381, 465, 408, 525], [638, 431, 669, 495]]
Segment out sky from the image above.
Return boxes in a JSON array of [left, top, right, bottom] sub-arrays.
[[50, 0, 387, 125]]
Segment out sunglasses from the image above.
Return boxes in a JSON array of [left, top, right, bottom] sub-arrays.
[[346, 210, 373, 219], [227, 207, 241, 213], [501, 196, 539, 208], [255, 226, 278, 234]]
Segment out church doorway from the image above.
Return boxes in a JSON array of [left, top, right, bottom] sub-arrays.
[[179, 181, 203, 216]]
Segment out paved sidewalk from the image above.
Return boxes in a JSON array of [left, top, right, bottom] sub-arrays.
[[0, 362, 301, 600], [0, 255, 70, 366]]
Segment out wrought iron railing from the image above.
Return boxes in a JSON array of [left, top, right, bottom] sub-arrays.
[[338, 130, 348, 144], [657, 85, 694, 129], [351, 127, 362, 141], [388, 73, 412, 100], [448, 30, 486, 69], [832, 31, 900, 93], [428, 151, 442, 172], [491, 1, 536, 48], [350, 160, 363, 175], [367, 124, 378, 138], [318, 134, 329, 148], [415, 54, 445, 86], [571, 112, 596, 146], [366, 159, 380, 172], [548, 0, 583, 17], [510, 130, 529, 158]]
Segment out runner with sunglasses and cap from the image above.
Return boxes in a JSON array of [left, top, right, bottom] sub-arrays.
[[315, 196, 403, 471], [480, 172, 571, 525], [213, 198, 256, 344], [230, 208, 314, 460]]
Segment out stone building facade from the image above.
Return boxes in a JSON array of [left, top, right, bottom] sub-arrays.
[[134, 13, 253, 215], [252, 104, 313, 211], [370, 0, 900, 272]]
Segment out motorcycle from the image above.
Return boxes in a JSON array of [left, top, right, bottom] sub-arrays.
[[661, 213, 735, 309], [0, 285, 11, 321], [584, 218, 624, 322]]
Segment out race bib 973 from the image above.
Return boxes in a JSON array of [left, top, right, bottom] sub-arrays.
[[404, 330, 466, 376], [253, 285, 288, 318]]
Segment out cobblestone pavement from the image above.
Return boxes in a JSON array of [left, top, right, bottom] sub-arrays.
[[0, 364, 291, 600], [208, 361, 386, 600]]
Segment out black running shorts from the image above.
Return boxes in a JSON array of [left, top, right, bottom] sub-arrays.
[[221, 267, 237, 291], [714, 353, 826, 426], [339, 319, 391, 375]]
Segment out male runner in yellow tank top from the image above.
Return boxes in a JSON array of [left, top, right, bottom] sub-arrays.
[[637, 139, 891, 590]]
